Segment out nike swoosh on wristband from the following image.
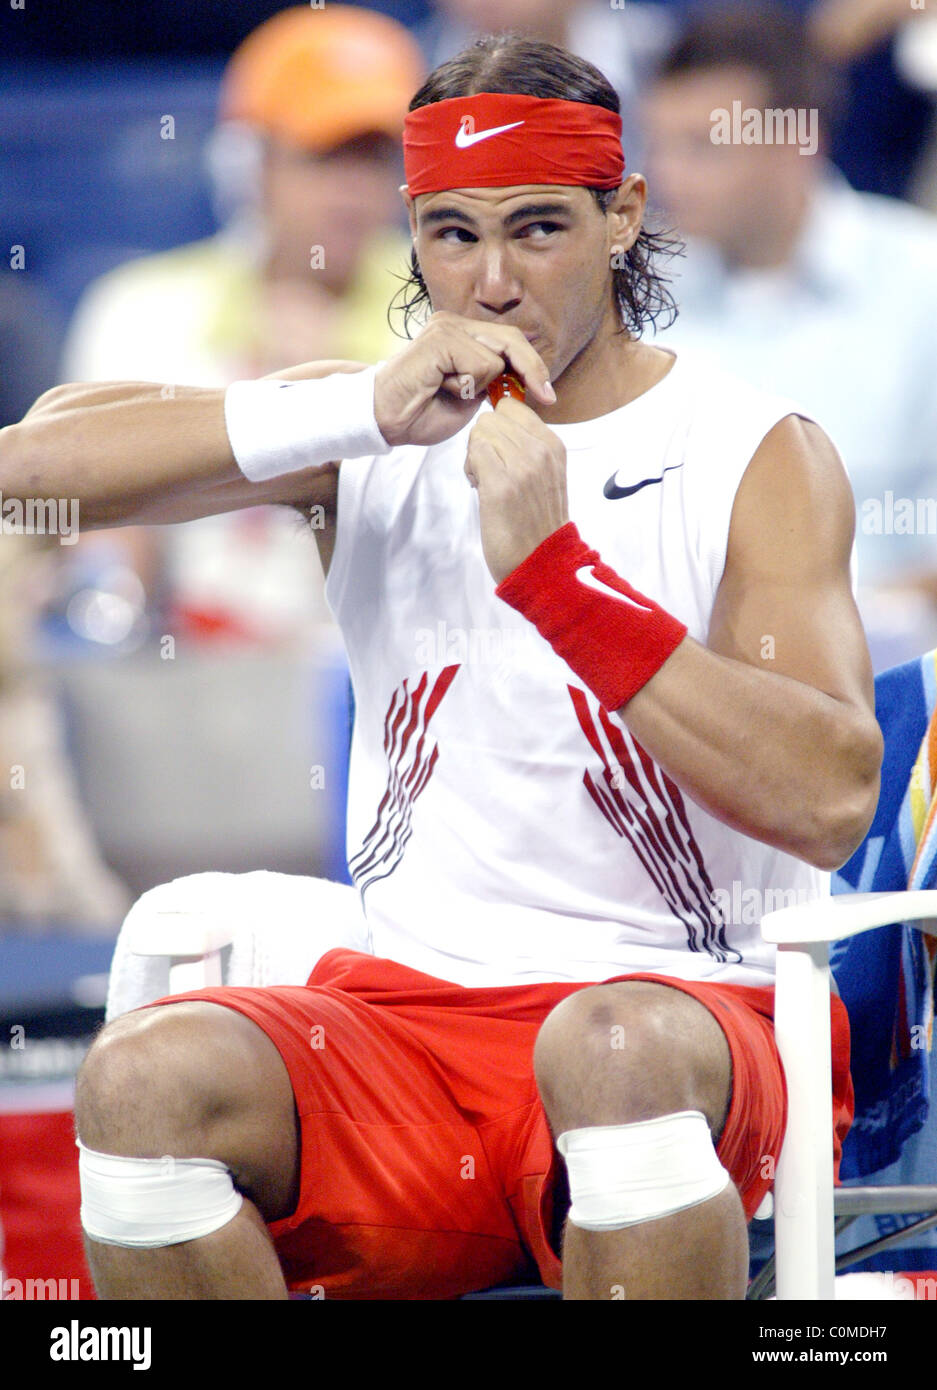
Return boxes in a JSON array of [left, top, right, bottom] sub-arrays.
[[575, 564, 654, 613], [603, 462, 684, 501], [455, 120, 525, 149]]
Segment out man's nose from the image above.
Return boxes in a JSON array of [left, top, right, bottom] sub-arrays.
[[474, 245, 522, 316]]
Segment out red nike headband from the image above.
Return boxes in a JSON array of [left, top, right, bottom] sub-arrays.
[[403, 93, 625, 196]]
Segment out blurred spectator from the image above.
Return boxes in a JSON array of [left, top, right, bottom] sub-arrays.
[[0, 278, 130, 929], [637, 0, 935, 200], [643, 3, 937, 666], [62, 5, 424, 647], [418, 0, 935, 202], [0, 536, 132, 929]]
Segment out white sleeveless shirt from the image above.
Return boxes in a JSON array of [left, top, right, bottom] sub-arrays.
[[325, 350, 827, 988]]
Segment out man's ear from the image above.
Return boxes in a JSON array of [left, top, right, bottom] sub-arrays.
[[606, 174, 648, 257], [400, 185, 417, 241]]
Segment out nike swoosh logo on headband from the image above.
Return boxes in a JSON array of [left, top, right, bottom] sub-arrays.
[[603, 462, 684, 501], [575, 564, 654, 612], [455, 119, 525, 149]]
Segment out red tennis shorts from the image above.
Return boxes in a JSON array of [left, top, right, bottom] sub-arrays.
[[146, 948, 853, 1299]]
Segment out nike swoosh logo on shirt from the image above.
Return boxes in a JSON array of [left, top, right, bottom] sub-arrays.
[[455, 120, 525, 149], [575, 564, 654, 612], [603, 462, 684, 500]]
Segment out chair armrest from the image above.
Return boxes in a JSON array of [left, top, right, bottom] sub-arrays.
[[761, 890, 937, 946], [123, 910, 235, 994], [765, 886, 937, 1298], [124, 910, 236, 958]]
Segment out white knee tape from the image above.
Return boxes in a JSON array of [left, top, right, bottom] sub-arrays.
[[77, 1140, 244, 1248], [556, 1110, 730, 1231]]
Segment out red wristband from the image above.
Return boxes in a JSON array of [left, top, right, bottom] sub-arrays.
[[495, 522, 687, 711]]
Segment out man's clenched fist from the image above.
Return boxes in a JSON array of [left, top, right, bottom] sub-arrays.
[[465, 395, 569, 585], [373, 311, 555, 448]]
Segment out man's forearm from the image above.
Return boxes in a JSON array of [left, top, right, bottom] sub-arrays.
[[0, 359, 368, 529], [621, 637, 882, 871], [0, 381, 238, 528]]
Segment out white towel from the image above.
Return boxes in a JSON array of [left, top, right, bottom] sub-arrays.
[[105, 871, 369, 1021]]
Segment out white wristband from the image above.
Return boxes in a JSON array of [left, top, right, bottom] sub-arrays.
[[224, 365, 391, 483]]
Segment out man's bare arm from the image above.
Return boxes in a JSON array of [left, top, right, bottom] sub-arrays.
[[468, 403, 882, 871], [0, 313, 555, 534], [0, 359, 368, 529], [620, 415, 882, 870]]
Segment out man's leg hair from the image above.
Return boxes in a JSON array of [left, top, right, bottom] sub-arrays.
[[75, 1000, 301, 1299], [534, 980, 749, 1300]]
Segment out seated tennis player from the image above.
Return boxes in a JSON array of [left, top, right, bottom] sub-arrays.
[[1, 36, 881, 1299]]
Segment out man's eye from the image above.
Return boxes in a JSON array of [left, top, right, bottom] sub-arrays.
[[439, 227, 477, 243], [518, 221, 562, 239]]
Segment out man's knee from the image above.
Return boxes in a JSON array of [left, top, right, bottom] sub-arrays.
[[80, 1003, 225, 1144], [533, 981, 731, 1135], [76, 1001, 300, 1219]]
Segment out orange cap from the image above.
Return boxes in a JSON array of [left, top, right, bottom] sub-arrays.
[[221, 4, 425, 152]]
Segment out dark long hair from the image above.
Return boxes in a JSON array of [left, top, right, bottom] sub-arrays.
[[390, 34, 682, 339]]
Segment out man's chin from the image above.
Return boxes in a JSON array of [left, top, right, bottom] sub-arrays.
[[521, 334, 556, 374]]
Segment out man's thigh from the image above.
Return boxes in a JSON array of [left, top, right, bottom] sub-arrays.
[[145, 966, 553, 1299]]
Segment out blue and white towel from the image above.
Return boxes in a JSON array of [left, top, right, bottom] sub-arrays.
[[832, 649, 937, 1180]]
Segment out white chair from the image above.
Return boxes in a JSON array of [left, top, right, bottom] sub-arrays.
[[106, 870, 369, 1022], [760, 890, 937, 1300], [125, 908, 234, 994]]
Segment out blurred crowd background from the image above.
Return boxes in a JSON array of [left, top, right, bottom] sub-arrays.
[[1, 0, 937, 936], [2, 0, 937, 1300], [1, 2, 934, 945], [1, 0, 936, 943]]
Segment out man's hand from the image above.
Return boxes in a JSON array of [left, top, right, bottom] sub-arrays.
[[374, 311, 556, 448], [464, 395, 569, 584]]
